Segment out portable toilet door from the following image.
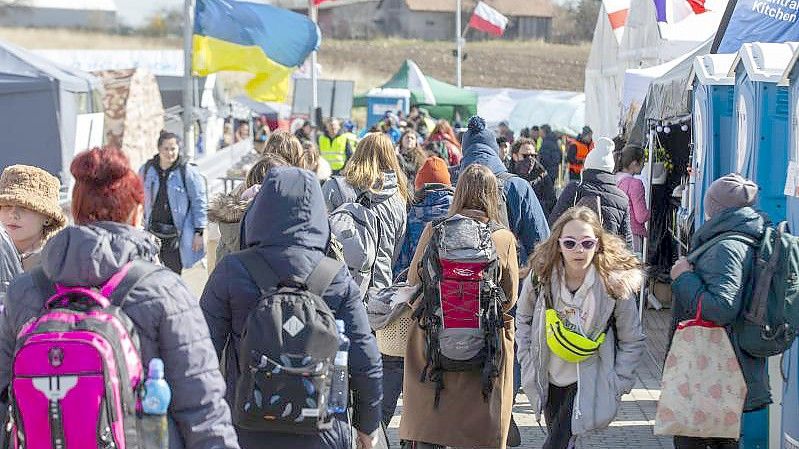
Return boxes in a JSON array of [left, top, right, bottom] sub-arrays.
[[778, 43, 799, 449], [691, 53, 737, 228], [365, 88, 411, 129], [731, 42, 796, 223]]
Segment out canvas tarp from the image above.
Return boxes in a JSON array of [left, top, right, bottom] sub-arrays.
[[93, 69, 165, 170], [468, 87, 584, 135], [585, 0, 727, 138], [354, 60, 477, 121], [0, 39, 103, 182]]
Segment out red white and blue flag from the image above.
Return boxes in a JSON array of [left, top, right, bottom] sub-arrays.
[[653, 0, 707, 24], [468, 2, 509, 37], [603, 0, 631, 43]]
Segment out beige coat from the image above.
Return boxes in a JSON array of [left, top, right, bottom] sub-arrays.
[[399, 216, 519, 449]]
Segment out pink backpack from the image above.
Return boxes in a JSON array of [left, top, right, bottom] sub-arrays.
[[8, 261, 158, 449]]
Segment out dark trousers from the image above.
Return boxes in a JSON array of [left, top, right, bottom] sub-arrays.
[[673, 437, 740, 449], [544, 383, 578, 449], [159, 236, 183, 274], [382, 355, 404, 427]]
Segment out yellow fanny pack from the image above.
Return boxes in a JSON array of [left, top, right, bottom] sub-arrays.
[[545, 309, 606, 363]]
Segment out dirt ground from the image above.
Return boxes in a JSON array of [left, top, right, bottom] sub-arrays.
[[0, 27, 589, 93]]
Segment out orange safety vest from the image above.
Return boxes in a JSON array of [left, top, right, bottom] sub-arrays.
[[568, 138, 594, 175]]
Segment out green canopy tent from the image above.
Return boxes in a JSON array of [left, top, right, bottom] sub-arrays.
[[354, 60, 477, 122]]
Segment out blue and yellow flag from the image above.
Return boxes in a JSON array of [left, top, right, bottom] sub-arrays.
[[193, 0, 321, 102]]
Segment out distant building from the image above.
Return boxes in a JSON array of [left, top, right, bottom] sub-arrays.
[[0, 0, 117, 31], [271, 0, 380, 40], [376, 0, 554, 41]]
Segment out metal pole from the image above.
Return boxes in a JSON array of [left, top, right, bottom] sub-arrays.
[[183, 0, 195, 159], [640, 124, 656, 320], [456, 0, 463, 88], [309, 0, 319, 124]]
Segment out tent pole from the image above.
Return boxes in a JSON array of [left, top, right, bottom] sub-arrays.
[[640, 124, 656, 320], [309, 0, 319, 125], [456, 0, 463, 88], [182, 0, 195, 159]]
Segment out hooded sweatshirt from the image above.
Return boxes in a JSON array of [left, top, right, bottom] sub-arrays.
[[201, 167, 383, 449], [458, 117, 550, 264], [0, 222, 240, 449], [0, 224, 21, 303]]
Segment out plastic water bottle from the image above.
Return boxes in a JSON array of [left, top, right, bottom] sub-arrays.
[[140, 358, 171, 449], [328, 320, 350, 414]]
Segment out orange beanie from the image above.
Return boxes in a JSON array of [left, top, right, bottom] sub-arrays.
[[415, 156, 451, 190]]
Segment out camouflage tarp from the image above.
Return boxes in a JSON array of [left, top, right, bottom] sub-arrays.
[[93, 69, 165, 169]]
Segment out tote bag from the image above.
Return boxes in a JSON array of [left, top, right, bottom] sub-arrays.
[[654, 301, 748, 438]]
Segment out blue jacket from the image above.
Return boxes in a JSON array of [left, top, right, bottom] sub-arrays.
[[394, 185, 453, 278], [140, 158, 208, 269], [200, 167, 383, 449], [458, 138, 550, 264]]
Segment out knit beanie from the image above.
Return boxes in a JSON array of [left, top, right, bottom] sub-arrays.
[[415, 156, 451, 190], [704, 173, 758, 219], [583, 137, 615, 173], [461, 116, 499, 155], [0, 165, 66, 238]]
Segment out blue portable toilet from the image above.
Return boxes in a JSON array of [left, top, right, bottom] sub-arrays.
[[778, 43, 799, 449], [365, 88, 411, 129], [731, 42, 797, 223], [690, 53, 737, 228]]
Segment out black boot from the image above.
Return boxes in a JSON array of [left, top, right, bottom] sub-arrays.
[[507, 415, 522, 447]]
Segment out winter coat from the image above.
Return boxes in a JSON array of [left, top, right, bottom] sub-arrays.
[[458, 142, 551, 265], [509, 157, 557, 217], [200, 167, 383, 449], [670, 206, 770, 411], [0, 224, 21, 302], [207, 186, 250, 266], [616, 172, 650, 237], [400, 212, 519, 449], [394, 185, 454, 278], [140, 158, 208, 269], [550, 169, 634, 248], [322, 173, 408, 291], [516, 266, 645, 436], [539, 135, 561, 183], [0, 222, 239, 449]]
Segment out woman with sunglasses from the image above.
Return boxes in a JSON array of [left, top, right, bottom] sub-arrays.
[[516, 206, 645, 449]]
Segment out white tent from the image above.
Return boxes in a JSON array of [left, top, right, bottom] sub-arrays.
[[584, 0, 728, 138], [469, 87, 585, 135]]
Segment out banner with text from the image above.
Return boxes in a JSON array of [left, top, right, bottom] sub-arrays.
[[715, 0, 799, 53]]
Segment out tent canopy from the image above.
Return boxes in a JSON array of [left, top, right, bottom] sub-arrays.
[[354, 60, 477, 121]]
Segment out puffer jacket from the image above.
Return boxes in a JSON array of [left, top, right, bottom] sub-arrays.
[[208, 186, 250, 264], [671, 206, 770, 411], [550, 169, 634, 248], [0, 222, 239, 449], [322, 173, 408, 291], [539, 135, 561, 183], [201, 167, 383, 449], [394, 184, 454, 278], [0, 224, 20, 302], [516, 266, 645, 436]]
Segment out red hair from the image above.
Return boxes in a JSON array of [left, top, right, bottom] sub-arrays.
[[70, 147, 144, 225]]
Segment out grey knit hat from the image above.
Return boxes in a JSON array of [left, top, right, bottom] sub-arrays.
[[704, 173, 758, 219]]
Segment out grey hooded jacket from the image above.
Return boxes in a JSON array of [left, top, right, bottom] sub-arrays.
[[516, 267, 646, 435], [322, 173, 407, 290], [0, 224, 21, 303], [0, 222, 239, 449]]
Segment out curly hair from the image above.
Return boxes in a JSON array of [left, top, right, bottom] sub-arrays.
[[530, 206, 641, 298]]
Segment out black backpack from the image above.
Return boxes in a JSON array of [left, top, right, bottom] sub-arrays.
[[232, 249, 345, 434]]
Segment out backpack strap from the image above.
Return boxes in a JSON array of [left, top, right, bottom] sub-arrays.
[[106, 261, 163, 307], [236, 249, 280, 293], [686, 232, 757, 264], [305, 257, 345, 297], [748, 223, 787, 324], [31, 266, 55, 299]]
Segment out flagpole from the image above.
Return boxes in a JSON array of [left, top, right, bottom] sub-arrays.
[[183, 0, 195, 159], [309, 0, 319, 124], [456, 0, 463, 88]]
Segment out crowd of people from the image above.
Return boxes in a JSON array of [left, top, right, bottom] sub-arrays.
[[0, 108, 781, 449]]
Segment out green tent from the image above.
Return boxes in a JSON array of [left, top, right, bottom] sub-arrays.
[[354, 60, 477, 122]]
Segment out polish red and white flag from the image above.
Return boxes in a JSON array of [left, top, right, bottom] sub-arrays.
[[603, 0, 630, 44], [468, 2, 509, 37]]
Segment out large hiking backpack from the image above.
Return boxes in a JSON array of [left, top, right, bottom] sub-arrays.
[[233, 250, 345, 434], [328, 177, 382, 296], [9, 261, 159, 449], [686, 221, 799, 358], [414, 214, 507, 407]]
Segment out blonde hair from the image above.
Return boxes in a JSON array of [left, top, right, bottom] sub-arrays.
[[530, 206, 641, 298], [264, 131, 304, 167], [343, 133, 411, 202], [449, 164, 501, 223], [301, 141, 320, 172], [245, 153, 288, 188]]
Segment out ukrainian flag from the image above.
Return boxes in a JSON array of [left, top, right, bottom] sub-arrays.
[[193, 0, 321, 102]]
